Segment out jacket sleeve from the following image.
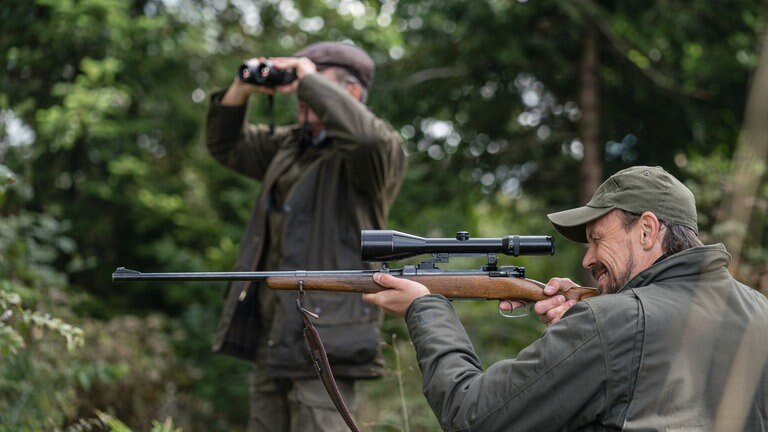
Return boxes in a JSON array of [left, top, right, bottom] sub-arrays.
[[297, 74, 406, 198], [406, 295, 607, 431], [204, 89, 292, 180]]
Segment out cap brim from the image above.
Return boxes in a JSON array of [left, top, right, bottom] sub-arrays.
[[547, 206, 615, 243]]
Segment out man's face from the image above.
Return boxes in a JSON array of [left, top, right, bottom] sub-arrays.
[[582, 210, 642, 294]]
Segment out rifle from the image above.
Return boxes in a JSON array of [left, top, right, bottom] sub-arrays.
[[113, 230, 598, 303], [112, 230, 598, 432]]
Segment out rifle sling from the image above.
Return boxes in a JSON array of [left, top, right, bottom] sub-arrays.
[[297, 299, 361, 432]]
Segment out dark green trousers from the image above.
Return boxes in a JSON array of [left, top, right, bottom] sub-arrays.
[[247, 359, 356, 432]]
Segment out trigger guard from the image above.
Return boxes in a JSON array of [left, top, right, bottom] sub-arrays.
[[499, 300, 531, 319]]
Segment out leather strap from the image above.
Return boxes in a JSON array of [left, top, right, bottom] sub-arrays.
[[296, 293, 361, 432]]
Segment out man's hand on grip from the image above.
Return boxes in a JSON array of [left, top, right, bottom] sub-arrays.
[[497, 277, 580, 326]]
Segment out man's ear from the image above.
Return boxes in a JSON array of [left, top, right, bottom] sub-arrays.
[[638, 211, 661, 250], [346, 83, 363, 102]]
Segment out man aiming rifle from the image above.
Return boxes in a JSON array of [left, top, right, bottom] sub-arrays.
[[365, 166, 768, 431]]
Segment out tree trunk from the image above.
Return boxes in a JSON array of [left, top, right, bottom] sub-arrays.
[[577, 23, 602, 285], [579, 23, 602, 206]]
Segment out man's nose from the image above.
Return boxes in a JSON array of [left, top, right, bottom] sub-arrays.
[[582, 247, 596, 270]]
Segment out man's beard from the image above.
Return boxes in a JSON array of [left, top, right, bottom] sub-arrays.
[[591, 249, 635, 294]]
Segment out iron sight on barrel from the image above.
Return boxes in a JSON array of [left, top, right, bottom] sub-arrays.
[[113, 230, 597, 302]]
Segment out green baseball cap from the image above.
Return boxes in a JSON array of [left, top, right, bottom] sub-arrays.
[[547, 166, 698, 243]]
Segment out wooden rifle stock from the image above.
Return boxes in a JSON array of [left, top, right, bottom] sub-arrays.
[[266, 274, 598, 302]]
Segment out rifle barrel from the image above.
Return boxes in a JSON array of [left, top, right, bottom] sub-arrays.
[[111, 267, 377, 282]]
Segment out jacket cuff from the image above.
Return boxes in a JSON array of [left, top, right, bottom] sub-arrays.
[[208, 89, 249, 129], [406, 294, 452, 326]]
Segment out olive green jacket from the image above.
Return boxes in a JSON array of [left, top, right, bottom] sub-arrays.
[[407, 244, 768, 431], [206, 73, 406, 378]]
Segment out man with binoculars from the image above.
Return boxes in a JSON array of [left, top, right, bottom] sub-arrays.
[[205, 42, 406, 431]]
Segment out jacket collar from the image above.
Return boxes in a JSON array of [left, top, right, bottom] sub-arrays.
[[618, 244, 732, 293]]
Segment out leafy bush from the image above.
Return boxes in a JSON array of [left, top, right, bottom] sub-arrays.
[[0, 167, 213, 431]]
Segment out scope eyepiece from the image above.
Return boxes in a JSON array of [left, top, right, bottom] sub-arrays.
[[361, 230, 554, 262]]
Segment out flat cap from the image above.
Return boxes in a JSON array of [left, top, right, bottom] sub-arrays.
[[294, 42, 375, 89], [547, 166, 698, 243]]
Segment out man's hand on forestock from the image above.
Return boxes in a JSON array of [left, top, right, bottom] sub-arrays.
[[363, 273, 431, 317]]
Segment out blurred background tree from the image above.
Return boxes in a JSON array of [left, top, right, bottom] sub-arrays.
[[1, 0, 766, 430]]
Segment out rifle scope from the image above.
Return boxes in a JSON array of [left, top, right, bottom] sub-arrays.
[[361, 230, 554, 262]]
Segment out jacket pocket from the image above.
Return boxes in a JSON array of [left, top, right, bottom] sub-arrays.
[[303, 292, 380, 365]]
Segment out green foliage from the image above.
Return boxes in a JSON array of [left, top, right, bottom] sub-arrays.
[[357, 331, 441, 431], [1, 0, 766, 429], [378, 0, 763, 214], [0, 285, 85, 357], [65, 411, 183, 432], [0, 167, 212, 431], [0, 164, 16, 195], [0, 169, 81, 429], [0, 167, 84, 360]]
